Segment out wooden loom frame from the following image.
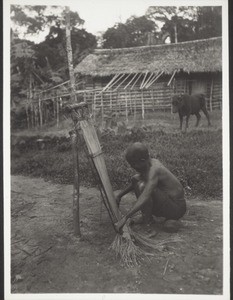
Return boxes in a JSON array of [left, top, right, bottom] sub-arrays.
[[65, 102, 121, 236]]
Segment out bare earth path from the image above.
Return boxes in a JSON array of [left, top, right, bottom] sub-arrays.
[[11, 175, 223, 294]]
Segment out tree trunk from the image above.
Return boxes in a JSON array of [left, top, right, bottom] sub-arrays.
[[65, 6, 77, 103], [174, 23, 178, 43]]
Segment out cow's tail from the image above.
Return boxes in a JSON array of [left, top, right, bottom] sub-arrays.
[[199, 94, 206, 108]]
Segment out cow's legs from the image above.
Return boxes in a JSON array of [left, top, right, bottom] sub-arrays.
[[201, 107, 211, 126], [185, 115, 190, 131], [179, 114, 183, 130], [195, 112, 201, 127]]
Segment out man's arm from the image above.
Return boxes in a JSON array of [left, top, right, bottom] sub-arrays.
[[115, 183, 134, 205], [125, 172, 158, 219], [115, 168, 159, 231]]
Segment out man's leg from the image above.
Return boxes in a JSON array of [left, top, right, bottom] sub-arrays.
[[131, 175, 154, 224], [151, 189, 186, 232]]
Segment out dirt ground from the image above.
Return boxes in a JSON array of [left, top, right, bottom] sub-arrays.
[[11, 175, 223, 295]]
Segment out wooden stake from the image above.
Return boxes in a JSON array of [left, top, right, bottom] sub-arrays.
[[144, 72, 158, 89], [70, 130, 81, 237], [167, 70, 177, 86], [109, 73, 125, 89], [39, 96, 43, 128], [134, 96, 137, 123], [141, 72, 155, 89], [31, 103, 34, 128], [140, 72, 148, 89], [101, 92, 104, 127], [141, 91, 145, 120], [101, 73, 120, 92], [113, 73, 131, 91], [35, 104, 39, 128], [131, 73, 142, 89], [125, 96, 128, 124], [93, 94, 97, 121], [110, 90, 113, 112], [26, 92, 30, 129], [56, 98, 59, 127], [146, 71, 164, 89], [124, 73, 138, 89], [65, 6, 80, 237], [209, 77, 214, 112], [97, 74, 124, 95]]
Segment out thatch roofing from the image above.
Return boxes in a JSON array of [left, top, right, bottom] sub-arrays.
[[75, 37, 222, 77]]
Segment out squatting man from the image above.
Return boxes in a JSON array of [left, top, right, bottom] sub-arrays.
[[115, 142, 186, 233]]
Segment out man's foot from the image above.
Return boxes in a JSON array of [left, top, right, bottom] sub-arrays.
[[163, 220, 182, 233], [153, 216, 166, 224], [131, 215, 154, 225]]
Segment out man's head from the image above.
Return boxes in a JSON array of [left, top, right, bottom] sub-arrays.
[[125, 142, 150, 172]]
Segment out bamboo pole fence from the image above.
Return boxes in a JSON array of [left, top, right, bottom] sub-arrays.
[[29, 75, 222, 129], [209, 78, 214, 112]]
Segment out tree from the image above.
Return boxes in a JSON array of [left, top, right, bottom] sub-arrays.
[[10, 5, 97, 105], [125, 16, 158, 46], [146, 6, 196, 43], [146, 6, 222, 43], [195, 6, 222, 39], [11, 39, 39, 106], [102, 16, 157, 48], [11, 5, 84, 40]]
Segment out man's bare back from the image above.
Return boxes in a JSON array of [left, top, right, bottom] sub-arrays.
[[149, 158, 184, 200]]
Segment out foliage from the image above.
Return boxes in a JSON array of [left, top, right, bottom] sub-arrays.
[[11, 129, 222, 198], [195, 6, 222, 39], [102, 6, 222, 48], [11, 5, 84, 37], [102, 16, 157, 48], [10, 5, 97, 108], [146, 6, 221, 43]]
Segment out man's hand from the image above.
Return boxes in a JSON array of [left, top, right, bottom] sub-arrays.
[[114, 216, 127, 233], [115, 195, 121, 206]]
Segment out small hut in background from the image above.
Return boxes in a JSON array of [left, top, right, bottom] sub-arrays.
[[75, 37, 222, 118]]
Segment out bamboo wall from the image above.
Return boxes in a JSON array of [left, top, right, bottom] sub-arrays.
[[82, 74, 222, 117], [83, 82, 173, 117], [27, 72, 222, 128]]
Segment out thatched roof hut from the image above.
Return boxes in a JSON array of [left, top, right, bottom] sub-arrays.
[[75, 37, 222, 116], [75, 37, 222, 77]]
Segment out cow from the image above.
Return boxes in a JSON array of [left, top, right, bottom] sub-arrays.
[[171, 93, 211, 131]]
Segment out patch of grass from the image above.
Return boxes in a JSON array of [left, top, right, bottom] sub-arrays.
[[11, 128, 222, 198]]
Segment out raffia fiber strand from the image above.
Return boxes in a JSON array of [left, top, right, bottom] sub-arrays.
[[110, 224, 182, 268]]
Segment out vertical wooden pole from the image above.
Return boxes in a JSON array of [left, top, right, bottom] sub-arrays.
[[29, 74, 33, 128], [125, 96, 128, 124], [93, 94, 96, 121], [65, 6, 80, 237], [141, 90, 145, 121], [209, 78, 213, 112], [70, 129, 81, 237], [152, 89, 155, 112], [134, 95, 137, 124], [110, 90, 112, 113], [35, 104, 38, 128], [39, 96, 43, 128], [26, 91, 30, 129], [101, 92, 104, 127], [57, 97, 59, 127], [129, 90, 132, 113], [31, 103, 34, 128], [53, 99, 56, 118]]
